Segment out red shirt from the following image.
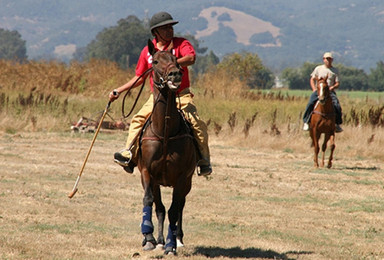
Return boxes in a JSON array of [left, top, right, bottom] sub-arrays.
[[135, 37, 195, 93]]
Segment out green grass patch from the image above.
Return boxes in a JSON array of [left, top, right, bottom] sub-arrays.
[[258, 229, 314, 244], [27, 223, 72, 234], [331, 197, 384, 213], [5, 127, 17, 134], [263, 194, 323, 205]]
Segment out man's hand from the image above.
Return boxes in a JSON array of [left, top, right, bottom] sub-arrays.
[[109, 89, 120, 101]]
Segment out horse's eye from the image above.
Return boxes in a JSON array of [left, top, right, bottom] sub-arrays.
[[153, 60, 159, 65]]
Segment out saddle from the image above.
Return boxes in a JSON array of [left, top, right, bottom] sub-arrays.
[[137, 110, 201, 160]]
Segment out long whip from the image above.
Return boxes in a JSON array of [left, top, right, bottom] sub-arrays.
[[68, 101, 111, 199]]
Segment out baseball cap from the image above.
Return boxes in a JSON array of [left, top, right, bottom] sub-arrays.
[[323, 52, 333, 59]]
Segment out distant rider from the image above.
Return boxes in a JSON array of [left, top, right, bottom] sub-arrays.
[[302, 52, 343, 132]]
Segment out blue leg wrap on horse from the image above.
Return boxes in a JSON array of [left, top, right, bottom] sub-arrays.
[[141, 206, 153, 234], [165, 224, 177, 248]]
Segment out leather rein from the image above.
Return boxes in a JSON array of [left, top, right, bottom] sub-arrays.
[[121, 67, 153, 119]]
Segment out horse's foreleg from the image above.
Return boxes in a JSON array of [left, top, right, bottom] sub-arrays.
[[141, 174, 156, 251], [321, 134, 330, 168], [311, 131, 320, 168], [153, 185, 166, 247], [314, 145, 319, 168], [327, 134, 336, 168]]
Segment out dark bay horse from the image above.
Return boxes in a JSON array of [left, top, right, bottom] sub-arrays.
[[137, 40, 197, 255], [309, 76, 336, 168]]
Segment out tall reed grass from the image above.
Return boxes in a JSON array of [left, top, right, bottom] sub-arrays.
[[0, 59, 383, 136]]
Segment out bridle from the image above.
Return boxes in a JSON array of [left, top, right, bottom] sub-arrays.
[[152, 52, 183, 91], [121, 52, 183, 119], [145, 51, 189, 141], [317, 80, 330, 105]]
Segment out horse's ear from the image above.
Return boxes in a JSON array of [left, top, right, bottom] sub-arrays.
[[148, 40, 156, 56]]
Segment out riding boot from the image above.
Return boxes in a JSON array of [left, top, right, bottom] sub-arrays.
[[303, 91, 318, 126], [114, 150, 136, 173], [114, 96, 153, 173], [196, 142, 212, 176], [114, 138, 139, 173], [174, 91, 212, 176], [198, 164, 212, 176], [189, 120, 211, 176]]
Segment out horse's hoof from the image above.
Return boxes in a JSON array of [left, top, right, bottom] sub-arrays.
[[156, 243, 164, 250], [176, 239, 184, 247], [143, 241, 156, 251], [164, 246, 176, 255]]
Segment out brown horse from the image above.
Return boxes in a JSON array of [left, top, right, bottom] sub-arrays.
[[137, 40, 197, 255], [309, 76, 336, 168]]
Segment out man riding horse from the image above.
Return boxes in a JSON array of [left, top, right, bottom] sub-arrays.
[[108, 11, 212, 176], [302, 52, 343, 133]]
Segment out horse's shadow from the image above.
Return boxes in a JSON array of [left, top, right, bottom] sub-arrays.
[[344, 166, 380, 171], [192, 246, 313, 259]]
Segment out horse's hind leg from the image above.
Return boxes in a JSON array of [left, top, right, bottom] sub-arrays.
[[176, 178, 192, 248], [327, 134, 336, 168], [164, 195, 183, 255], [164, 179, 191, 255], [176, 199, 185, 247]]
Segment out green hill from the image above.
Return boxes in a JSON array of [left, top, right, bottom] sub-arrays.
[[1, 0, 384, 71]]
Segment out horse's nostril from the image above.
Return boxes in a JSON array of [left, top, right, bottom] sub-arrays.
[[169, 71, 181, 77]]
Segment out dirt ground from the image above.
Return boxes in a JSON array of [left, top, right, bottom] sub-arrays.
[[1, 130, 383, 259]]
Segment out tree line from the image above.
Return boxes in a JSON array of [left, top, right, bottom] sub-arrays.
[[0, 28, 27, 61], [281, 61, 384, 92], [1, 15, 384, 91]]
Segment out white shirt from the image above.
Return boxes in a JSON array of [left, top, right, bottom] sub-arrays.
[[311, 64, 339, 87]]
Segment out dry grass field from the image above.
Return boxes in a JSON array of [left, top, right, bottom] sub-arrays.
[[1, 124, 383, 260], [1, 59, 383, 259]]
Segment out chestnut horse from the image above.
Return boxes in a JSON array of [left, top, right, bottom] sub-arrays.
[[309, 76, 336, 168], [137, 40, 197, 255]]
